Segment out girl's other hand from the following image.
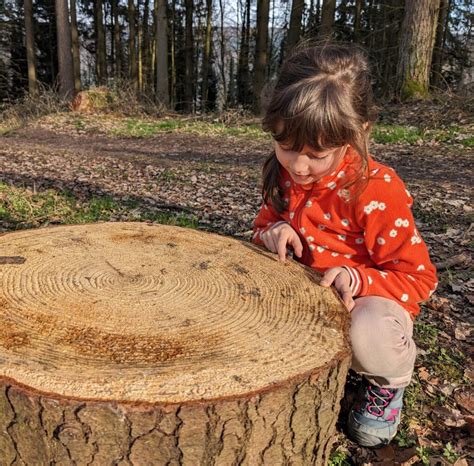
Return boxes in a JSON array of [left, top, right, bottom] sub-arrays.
[[262, 222, 303, 262], [320, 267, 355, 311]]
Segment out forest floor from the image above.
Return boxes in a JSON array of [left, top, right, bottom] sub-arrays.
[[0, 100, 472, 465]]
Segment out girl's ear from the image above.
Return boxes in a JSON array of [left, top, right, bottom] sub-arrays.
[[363, 121, 369, 130]]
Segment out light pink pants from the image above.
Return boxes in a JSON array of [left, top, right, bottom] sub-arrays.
[[350, 296, 417, 389]]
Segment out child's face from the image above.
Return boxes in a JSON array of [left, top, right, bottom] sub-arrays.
[[274, 141, 347, 185]]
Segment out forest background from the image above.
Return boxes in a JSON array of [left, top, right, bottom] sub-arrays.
[[0, 1, 473, 465]]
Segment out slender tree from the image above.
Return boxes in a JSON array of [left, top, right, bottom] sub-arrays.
[[24, 0, 37, 94], [218, 0, 227, 107], [155, 0, 169, 106], [70, 0, 81, 92], [55, 0, 75, 98], [319, 0, 336, 40], [137, 0, 143, 91], [112, 0, 122, 79], [170, 0, 176, 107], [95, 0, 107, 84], [201, 0, 213, 111], [285, 0, 304, 57], [397, 0, 441, 99], [354, 0, 363, 42], [142, 0, 150, 92], [237, 0, 251, 106], [254, 0, 270, 114], [184, 0, 194, 112], [431, 0, 450, 88], [129, 0, 138, 89]]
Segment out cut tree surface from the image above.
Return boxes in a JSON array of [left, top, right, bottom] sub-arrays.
[[0, 222, 351, 465]]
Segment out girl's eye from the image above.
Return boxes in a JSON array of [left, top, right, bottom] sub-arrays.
[[308, 152, 330, 159]]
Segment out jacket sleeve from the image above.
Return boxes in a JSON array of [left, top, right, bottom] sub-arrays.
[[252, 200, 286, 246], [345, 170, 437, 316]]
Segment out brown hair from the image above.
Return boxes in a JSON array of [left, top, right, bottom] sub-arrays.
[[262, 43, 377, 212]]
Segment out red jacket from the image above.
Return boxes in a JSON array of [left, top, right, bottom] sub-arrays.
[[253, 147, 437, 318]]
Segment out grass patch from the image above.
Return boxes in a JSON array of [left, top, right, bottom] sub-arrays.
[[109, 117, 266, 140], [414, 321, 465, 383], [328, 448, 351, 466], [0, 183, 198, 230], [372, 123, 473, 146]]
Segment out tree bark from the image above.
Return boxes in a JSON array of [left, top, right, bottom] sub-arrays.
[[70, 0, 81, 92], [285, 0, 304, 58], [155, 0, 169, 107], [319, 0, 336, 40], [55, 0, 75, 99], [397, 0, 441, 99], [184, 0, 194, 112], [0, 222, 351, 464], [24, 0, 37, 95]]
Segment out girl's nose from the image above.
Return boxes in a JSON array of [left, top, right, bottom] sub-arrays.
[[291, 154, 310, 175]]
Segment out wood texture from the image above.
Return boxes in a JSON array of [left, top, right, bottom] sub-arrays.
[[0, 222, 350, 464]]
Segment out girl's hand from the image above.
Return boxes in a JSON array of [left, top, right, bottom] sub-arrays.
[[320, 267, 355, 311], [262, 222, 303, 262]]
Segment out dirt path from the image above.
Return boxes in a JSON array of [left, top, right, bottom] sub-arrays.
[[1, 123, 473, 463]]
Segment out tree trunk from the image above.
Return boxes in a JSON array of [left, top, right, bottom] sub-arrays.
[[319, 0, 336, 40], [142, 0, 150, 92], [137, 0, 143, 92], [381, 0, 404, 95], [70, 0, 81, 92], [285, 0, 304, 58], [184, 0, 194, 112], [431, 0, 450, 89], [218, 0, 227, 108], [354, 0, 363, 42], [201, 0, 213, 111], [254, 0, 269, 114], [55, 0, 75, 99], [112, 0, 122, 79], [0, 222, 350, 464], [397, 0, 441, 100], [129, 0, 138, 89], [95, 0, 107, 84], [170, 0, 176, 107], [155, 0, 169, 107], [24, 0, 37, 95], [237, 0, 251, 106]]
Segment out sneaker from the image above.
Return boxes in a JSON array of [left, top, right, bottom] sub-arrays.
[[347, 379, 404, 448]]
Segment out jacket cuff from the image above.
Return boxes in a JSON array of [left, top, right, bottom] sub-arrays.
[[342, 266, 364, 296]]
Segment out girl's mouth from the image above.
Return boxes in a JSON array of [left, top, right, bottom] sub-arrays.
[[292, 173, 313, 183]]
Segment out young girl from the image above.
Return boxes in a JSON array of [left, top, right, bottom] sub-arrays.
[[252, 44, 437, 448]]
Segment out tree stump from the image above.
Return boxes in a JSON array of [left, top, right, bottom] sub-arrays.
[[0, 222, 351, 465]]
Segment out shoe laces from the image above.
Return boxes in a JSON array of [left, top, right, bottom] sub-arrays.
[[365, 386, 396, 417]]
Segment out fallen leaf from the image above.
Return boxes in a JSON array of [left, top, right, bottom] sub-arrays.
[[453, 458, 469, 466], [374, 445, 395, 462], [418, 367, 430, 381], [454, 323, 471, 340], [454, 387, 474, 414]]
